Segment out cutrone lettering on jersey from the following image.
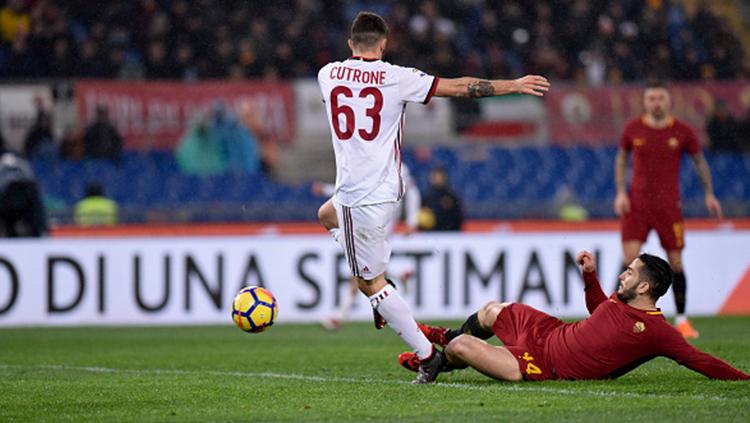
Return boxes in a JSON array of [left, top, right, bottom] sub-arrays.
[[328, 66, 386, 85]]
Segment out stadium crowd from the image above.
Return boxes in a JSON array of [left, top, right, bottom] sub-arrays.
[[0, 0, 746, 83]]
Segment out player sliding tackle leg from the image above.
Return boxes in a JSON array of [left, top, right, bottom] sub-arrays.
[[317, 11, 549, 384], [399, 251, 749, 382]]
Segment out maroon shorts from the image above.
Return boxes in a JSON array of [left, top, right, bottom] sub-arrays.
[[492, 303, 565, 381], [621, 206, 684, 250]]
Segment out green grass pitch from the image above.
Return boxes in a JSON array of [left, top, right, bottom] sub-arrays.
[[1, 317, 749, 422]]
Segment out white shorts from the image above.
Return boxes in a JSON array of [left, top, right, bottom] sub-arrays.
[[334, 200, 398, 280]]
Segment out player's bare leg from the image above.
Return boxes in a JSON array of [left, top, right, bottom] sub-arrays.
[[446, 336, 522, 381], [667, 250, 697, 338], [445, 302, 522, 381], [318, 198, 337, 230], [622, 240, 642, 269]]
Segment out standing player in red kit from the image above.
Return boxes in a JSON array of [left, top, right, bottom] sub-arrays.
[[398, 251, 749, 382], [317, 11, 549, 384], [614, 83, 722, 339]]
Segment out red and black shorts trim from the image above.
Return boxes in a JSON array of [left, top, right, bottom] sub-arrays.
[[341, 205, 360, 278]]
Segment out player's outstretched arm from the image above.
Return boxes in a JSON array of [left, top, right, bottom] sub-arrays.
[[660, 330, 750, 380], [434, 75, 549, 98], [690, 153, 723, 219], [576, 250, 608, 313], [613, 148, 630, 216]]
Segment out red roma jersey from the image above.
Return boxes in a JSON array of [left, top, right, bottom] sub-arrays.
[[620, 116, 701, 210], [544, 272, 749, 380]]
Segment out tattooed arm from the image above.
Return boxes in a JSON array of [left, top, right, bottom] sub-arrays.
[[434, 75, 549, 98]]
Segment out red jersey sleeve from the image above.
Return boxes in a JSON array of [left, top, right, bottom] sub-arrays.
[[619, 120, 636, 151], [658, 328, 750, 380], [680, 121, 701, 156], [583, 271, 608, 314]]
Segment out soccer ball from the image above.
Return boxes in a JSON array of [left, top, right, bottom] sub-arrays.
[[231, 286, 278, 333]]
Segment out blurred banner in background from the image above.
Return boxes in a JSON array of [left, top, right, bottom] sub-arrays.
[[2, 80, 748, 151], [74, 81, 295, 149], [547, 81, 750, 144]]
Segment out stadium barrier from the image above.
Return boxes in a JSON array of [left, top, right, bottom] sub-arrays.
[[1, 222, 748, 326]]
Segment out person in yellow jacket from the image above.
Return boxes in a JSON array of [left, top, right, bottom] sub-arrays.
[[73, 183, 118, 226]]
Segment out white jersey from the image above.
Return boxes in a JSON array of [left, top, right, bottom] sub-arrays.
[[318, 57, 438, 207]]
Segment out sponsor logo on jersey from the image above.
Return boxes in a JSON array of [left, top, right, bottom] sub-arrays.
[[668, 137, 679, 148]]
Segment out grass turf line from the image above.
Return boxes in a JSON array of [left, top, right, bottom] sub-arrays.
[[1, 316, 749, 422]]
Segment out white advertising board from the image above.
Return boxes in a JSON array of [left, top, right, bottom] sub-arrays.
[[0, 230, 748, 326]]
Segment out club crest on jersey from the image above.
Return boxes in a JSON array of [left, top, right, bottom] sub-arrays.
[[634, 138, 645, 147], [668, 137, 679, 148], [633, 321, 646, 333]]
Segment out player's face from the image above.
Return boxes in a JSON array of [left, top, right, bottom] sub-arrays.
[[617, 259, 645, 303], [643, 88, 671, 120]]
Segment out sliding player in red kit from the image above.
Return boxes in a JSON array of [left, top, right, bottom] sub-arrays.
[[399, 251, 749, 382]]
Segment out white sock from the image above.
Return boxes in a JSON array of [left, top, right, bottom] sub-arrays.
[[336, 288, 356, 321], [369, 284, 433, 359], [675, 314, 687, 325]]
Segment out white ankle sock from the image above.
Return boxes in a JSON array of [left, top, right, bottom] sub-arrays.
[[675, 314, 687, 325], [369, 284, 433, 359]]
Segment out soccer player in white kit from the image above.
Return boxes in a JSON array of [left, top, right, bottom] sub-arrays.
[[317, 11, 549, 384], [315, 164, 420, 331]]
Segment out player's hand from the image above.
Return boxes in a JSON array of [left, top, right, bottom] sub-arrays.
[[576, 251, 596, 273], [513, 75, 550, 97], [614, 192, 630, 217], [705, 194, 723, 220]]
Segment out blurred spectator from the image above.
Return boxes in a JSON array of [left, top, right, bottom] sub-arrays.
[[73, 183, 118, 226], [556, 186, 589, 222], [213, 102, 260, 174], [0, 1, 745, 84], [23, 111, 57, 161], [176, 113, 226, 176], [420, 167, 463, 231], [236, 100, 273, 175], [176, 102, 260, 176], [83, 105, 123, 162], [736, 107, 750, 153], [706, 99, 740, 152], [0, 152, 47, 237], [0, 0, 29, 44]]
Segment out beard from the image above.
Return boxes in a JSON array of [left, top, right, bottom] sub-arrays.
[[617, 286, 638, 303]]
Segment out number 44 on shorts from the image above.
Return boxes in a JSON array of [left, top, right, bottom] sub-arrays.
[[521, 352, 542, 375]]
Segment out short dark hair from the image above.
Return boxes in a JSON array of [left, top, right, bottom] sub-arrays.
[[644, 80, 669, 92], [638, 253, 673, 300], [350, 12, 388, 47]]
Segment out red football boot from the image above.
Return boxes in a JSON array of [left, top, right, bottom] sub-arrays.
[[398, 351, 420, 372], [417, 322, 449, 346]]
